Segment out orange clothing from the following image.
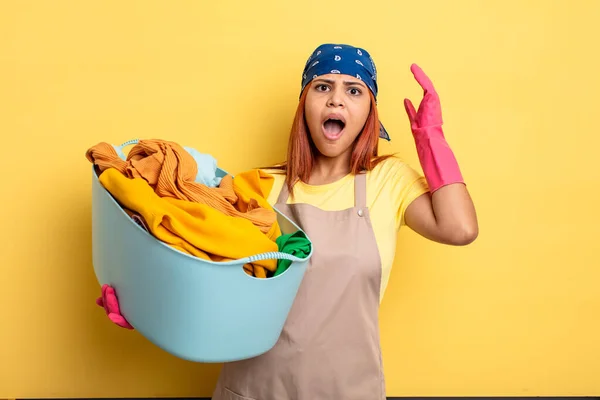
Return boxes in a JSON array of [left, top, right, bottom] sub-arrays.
[[99, 167, 278, 276], [86, 139, 279, 237]]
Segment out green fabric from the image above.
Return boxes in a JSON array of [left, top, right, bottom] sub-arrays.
[[274, 231, 311, 276]]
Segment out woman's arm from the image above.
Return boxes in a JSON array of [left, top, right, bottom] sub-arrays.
[[401, 64, 478, 246], [405, 183, 478, 246]]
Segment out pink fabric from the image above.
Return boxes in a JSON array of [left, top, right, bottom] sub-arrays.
[[404, 64, 464, 193], [96, 284, 134, 330]]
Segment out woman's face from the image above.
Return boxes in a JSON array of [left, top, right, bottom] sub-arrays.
[[304, 74, 371, 159]]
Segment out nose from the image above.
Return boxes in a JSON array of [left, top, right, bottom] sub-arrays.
[[327, 86, 345, 108]]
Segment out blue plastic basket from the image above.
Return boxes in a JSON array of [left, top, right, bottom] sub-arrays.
[[90, 148, 312, 363]]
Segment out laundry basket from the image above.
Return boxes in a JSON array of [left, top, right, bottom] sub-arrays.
[[91, 163, 312, 363]]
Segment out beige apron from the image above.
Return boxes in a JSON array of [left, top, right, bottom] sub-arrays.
[[212, 172, 385, 400]]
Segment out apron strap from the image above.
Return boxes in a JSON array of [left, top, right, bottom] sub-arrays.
[[277, 177, 291, 204], [354, 172, 367, 209]]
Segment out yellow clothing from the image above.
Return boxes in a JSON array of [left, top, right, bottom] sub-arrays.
[[263, 157, 429, 300], [232, 168, 282, 240], [86, 139, 279, 237], [99, 168, 279, 275]]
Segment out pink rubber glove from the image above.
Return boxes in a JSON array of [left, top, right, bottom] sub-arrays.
[[404, 64, 465, 193], [96, 284, 134, 329]]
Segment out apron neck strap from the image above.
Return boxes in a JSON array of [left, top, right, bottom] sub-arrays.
[[354, 172, 367, 209], [277, 177, 291, 204]]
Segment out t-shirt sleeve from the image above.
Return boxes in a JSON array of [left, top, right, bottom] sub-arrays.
[[391, 162, 430, 228]]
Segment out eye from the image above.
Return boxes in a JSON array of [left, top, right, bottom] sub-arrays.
[[315, 84, 330, 92], [348, 87, 362, 96]]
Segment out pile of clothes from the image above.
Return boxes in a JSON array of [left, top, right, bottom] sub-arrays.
[[86, 138, 311, 279]]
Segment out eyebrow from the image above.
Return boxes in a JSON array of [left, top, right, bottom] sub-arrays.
[[313, 78, 367, 88]]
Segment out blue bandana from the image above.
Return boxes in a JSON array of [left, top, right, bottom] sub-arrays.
[[300, 43, 390, 141]]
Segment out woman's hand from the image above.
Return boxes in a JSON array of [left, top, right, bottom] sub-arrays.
[[402, 64, 478, 246], [96, 284, 134, 329]]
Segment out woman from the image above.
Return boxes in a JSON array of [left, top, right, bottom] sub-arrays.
[[212, 43, 478, 400]]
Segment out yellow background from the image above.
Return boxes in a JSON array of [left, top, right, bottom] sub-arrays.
[[1, 0, 599, 397]]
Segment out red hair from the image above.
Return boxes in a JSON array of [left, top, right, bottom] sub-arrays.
[[267, 89, 393, 197]]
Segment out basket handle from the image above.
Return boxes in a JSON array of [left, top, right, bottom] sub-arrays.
[[118, 138, 139, 149], [243, 251, 310, 263]]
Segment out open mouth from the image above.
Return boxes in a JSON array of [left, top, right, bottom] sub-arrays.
[[322, 116, 346, 140]]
